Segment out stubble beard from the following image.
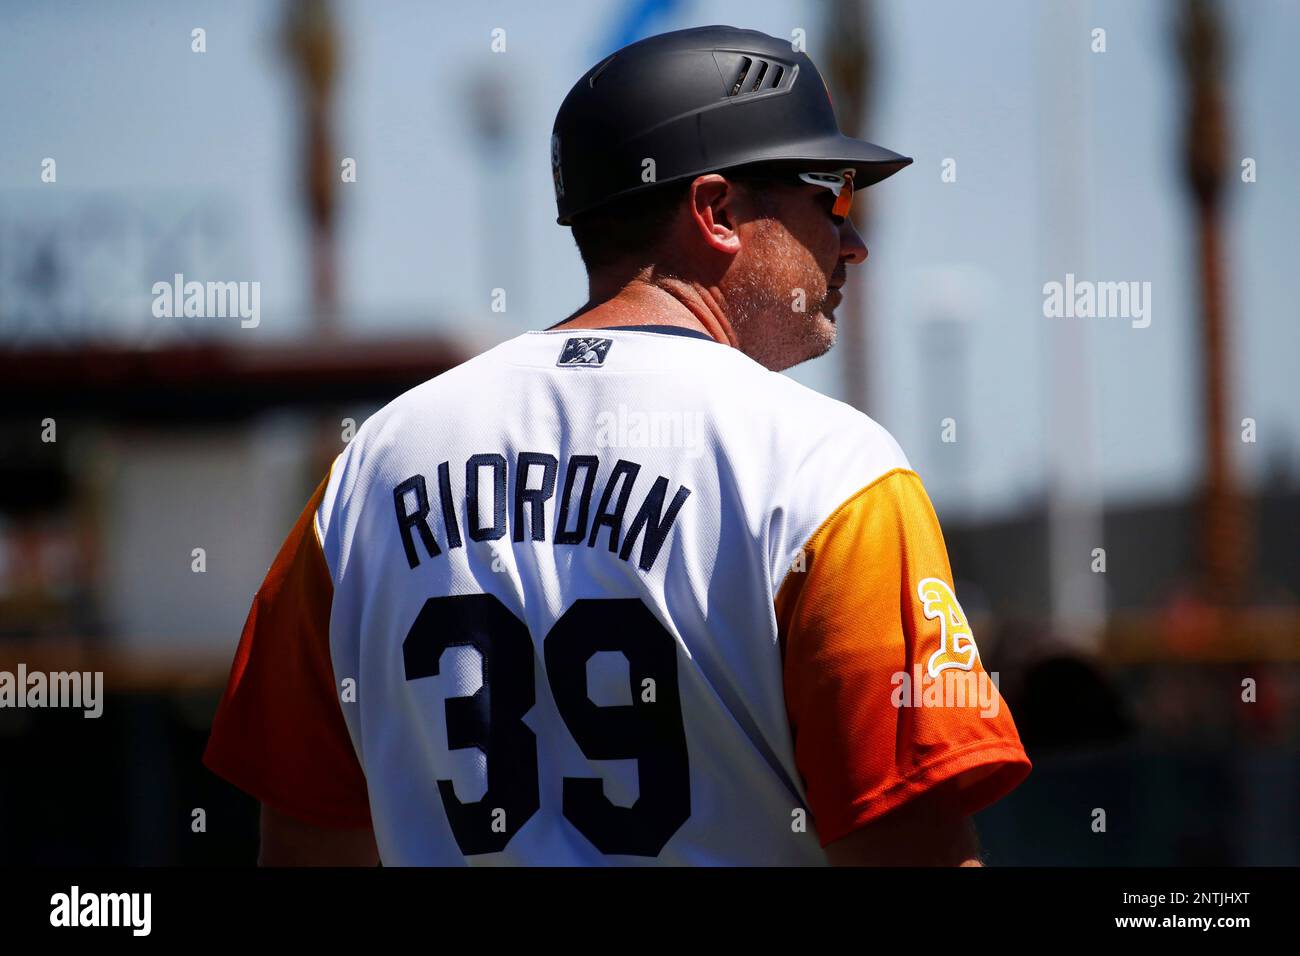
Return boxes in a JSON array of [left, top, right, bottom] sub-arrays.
[[726, 223, 838, 371]]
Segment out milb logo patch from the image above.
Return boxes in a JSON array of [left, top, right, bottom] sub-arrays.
[[557, 336, 613, 368]]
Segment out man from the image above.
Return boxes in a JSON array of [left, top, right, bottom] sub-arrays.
[[205, 25, 1030, 866]]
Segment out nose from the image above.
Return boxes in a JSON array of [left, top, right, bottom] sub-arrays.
[[840, 218, 867, 264]]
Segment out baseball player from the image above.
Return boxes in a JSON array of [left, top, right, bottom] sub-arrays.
[[204, 25, 1030, 865]]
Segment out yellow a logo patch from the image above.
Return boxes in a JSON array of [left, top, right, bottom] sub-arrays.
[[917, 577, 980, 678]]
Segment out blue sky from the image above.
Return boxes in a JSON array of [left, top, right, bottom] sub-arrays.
[[2, 0, 1296, 516]]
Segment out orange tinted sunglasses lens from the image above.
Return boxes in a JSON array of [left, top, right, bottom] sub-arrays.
[[831, 174, 854, 218]]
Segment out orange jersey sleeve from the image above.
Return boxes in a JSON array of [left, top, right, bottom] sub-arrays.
[[775, 468, 1030, 847], [202, 472, 372, 829]]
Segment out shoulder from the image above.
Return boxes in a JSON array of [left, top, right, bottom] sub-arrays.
[[312, 346, 508, 568], [703, 348, 910, 465], [718, 356, 914, 497], [693, 352, 920, 586], [329, 338, 518, 475]]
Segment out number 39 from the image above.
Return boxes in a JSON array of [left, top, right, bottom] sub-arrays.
[[402, 594, 691, 857]]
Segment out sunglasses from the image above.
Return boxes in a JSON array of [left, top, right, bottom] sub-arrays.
[[797, 168, 856, 219], [729, 166, 856, 221]]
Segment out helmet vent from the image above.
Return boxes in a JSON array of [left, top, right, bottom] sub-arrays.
[[726, 56, 789, 97], [728, 56, 753, 96]]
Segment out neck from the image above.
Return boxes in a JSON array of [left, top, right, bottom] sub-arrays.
[[554, 270, 739, 348]]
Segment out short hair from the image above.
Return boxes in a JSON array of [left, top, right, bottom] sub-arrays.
[[569, 180, 691, 275]]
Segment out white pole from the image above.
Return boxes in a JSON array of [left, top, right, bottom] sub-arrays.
[[1038, 1, 1105, 648]]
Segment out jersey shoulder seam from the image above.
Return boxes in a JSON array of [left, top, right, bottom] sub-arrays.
[[770, 467, 920, 599], [799, 466, 920, 555]]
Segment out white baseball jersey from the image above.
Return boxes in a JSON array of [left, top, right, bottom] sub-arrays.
[[205, 326, 1029, 865]]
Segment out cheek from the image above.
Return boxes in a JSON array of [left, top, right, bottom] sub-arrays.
[[786, 213, 839, 275], [774, 218, 832, 270], [745, 216, 832, 296]]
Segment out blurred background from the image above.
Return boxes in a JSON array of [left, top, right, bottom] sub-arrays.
[[0, 0, 1295, 865]]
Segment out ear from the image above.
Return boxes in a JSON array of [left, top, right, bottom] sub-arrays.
[[687, 175, 746, 255]]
